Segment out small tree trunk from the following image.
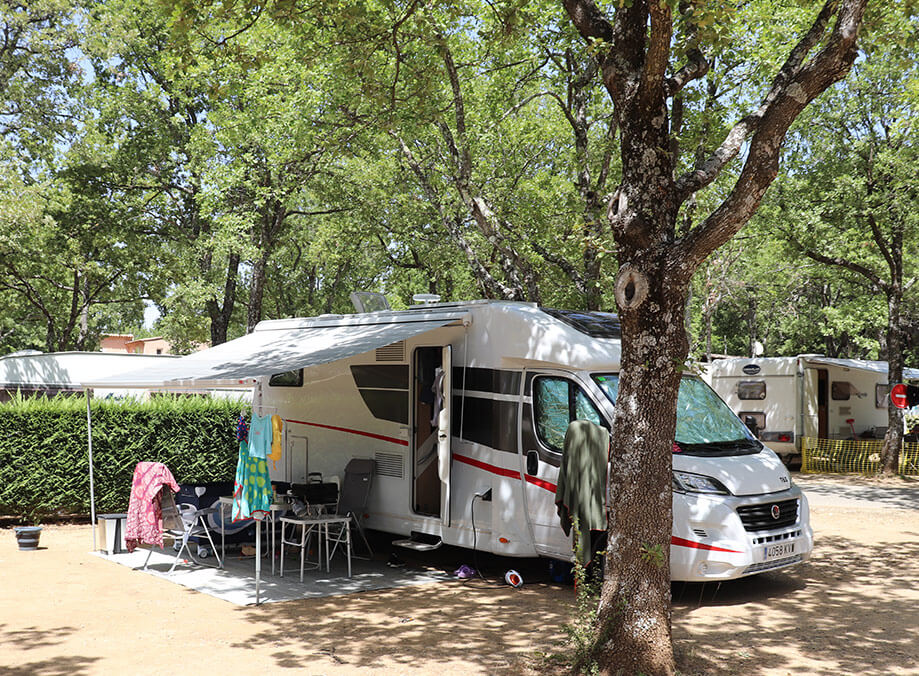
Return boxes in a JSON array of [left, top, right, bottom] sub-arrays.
[[881, 291, 905, 474]]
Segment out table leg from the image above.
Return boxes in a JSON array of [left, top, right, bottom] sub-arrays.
[[220, 501, 226, 569]]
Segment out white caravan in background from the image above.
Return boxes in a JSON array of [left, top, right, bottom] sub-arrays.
[[702, 356, 919, 463], [248, 300, 811, 582]]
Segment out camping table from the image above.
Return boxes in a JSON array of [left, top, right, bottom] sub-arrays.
[[217, 496, 290, 575], [279, 514, 352, 580]]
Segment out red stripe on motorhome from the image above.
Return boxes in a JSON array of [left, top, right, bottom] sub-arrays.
[[670, 536, 741, 553], [524, 475, 557, 493], [452, 453, 521, 479], [285, 419, 409, 446]]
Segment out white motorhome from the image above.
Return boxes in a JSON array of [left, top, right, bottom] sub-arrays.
[[703, 356, 919, 462], [237, 300, 810, 582], [88, 300, 812, 581]]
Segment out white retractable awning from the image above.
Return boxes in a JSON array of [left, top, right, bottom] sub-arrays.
[[82, 312, 469, 389], [801, 356, 919, 381]]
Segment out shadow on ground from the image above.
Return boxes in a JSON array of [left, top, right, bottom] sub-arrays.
[[226, 539, 573, 674], [0, 624, 99, 676], [673, 534, 919, 675]]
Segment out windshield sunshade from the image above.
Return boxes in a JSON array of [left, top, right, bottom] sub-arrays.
[[592, 374, 762, 456]]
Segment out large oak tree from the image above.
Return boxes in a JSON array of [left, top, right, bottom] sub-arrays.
[[561, 0, 867, 673]]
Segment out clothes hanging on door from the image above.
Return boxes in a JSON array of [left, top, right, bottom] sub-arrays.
[[430, 367, 445, 426]]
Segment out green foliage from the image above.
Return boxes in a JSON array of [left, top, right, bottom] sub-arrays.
[[0, 394, 242, 517], [558, 524, 609, 675]]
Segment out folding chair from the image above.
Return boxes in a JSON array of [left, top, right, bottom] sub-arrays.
[[143, 489, 223, 573], [327, 458, 375, 560]]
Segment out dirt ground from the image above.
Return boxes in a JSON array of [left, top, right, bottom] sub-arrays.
[[2, 474, 918, 675]]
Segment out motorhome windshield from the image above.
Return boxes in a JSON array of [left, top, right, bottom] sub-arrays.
[[592, 374, 762, 456]]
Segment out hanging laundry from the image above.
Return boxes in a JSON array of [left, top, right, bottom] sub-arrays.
[[124, 462, 180, 552], [247, 411, 273, 459], [268, 415, 283, 469]]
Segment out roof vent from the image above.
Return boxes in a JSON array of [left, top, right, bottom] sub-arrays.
[[412, 293, 441, 305], [351, 291, 391, 313]]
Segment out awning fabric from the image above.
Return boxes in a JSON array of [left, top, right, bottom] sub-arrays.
[[802, 356, 919, 381], [82, 313, 468, 389]]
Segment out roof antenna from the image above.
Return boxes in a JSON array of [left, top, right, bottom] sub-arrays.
[[412, 293, 442, 305]]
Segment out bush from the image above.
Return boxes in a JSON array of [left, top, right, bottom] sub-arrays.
[[0, 394, 243, 518]]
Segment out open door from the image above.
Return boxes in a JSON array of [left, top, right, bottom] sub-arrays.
[[803, 367, 829, 439], [437, 345, 452, 526], [412, 345, 451, 525]]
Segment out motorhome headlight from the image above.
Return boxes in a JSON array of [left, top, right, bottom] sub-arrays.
[[672, 471, 730, 495]]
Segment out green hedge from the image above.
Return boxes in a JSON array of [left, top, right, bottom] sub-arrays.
[[0, 394, 245, 518]]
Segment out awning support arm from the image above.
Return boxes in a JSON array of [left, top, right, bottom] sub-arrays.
[[86, 388, 97, 551]]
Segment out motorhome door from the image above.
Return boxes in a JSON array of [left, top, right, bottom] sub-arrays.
[[521, 369, 607, 557], [412, 345, 452, 526], [802, 367, 828, 440]]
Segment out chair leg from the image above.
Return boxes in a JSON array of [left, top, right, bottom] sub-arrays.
[[350, 513, 373, 559], [280, 521, 286, 578], [143, 544, 156, 570], [200, 518, 223, 568], [170, 532, 194, 573]]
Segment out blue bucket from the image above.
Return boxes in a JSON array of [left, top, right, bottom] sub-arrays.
[[14, 526, 42, 551]]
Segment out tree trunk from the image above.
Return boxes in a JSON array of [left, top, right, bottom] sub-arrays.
[[881, 289, 905, 474], [596, 260, 688, 675], [206, 252, 240, 346]]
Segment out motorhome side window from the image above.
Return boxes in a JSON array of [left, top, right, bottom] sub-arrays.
[[831, 381, 852, 400], [737, 381, 766, 400], [875, 384, 889, 409], [269, 369, 304, 387], [533, 377, 603, 452]]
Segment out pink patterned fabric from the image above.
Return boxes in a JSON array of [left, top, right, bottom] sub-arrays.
[[124, 462, 180, 553]]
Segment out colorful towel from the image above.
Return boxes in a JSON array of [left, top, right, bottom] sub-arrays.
[[125, 462, 180, 553], [232, 438, 271, 521]]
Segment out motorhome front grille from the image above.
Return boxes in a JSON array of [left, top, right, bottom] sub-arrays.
[[736, 499, 799, 532], [743, 554, 803, 575], [376, 341, 405, 362], [753, 529, 801, 545], [374, 451, 404, 478]]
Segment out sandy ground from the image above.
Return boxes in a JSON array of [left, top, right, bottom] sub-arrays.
[[2, 474, 918, 675]]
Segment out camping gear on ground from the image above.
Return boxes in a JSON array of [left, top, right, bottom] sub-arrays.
[[143, 489, 223, 573], [14, 526, 42, 551], [96, 513, 127, 554], [453, 564, 475, 579], [504, 570, 523, 588], [176, 482, 254, 545], [280, 513, 353, 581], [289, 480, 339, 509], [125, 462, 180, 553], [554, 420, 609, 566]]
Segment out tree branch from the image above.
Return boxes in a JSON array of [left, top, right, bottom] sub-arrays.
[[675, 1, 846, 201], [676, 0, 867, 273]]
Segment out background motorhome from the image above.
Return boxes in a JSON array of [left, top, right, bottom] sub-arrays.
[[703, 355, 919, 462]]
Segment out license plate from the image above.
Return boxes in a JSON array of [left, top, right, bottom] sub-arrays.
[[763, 541, 796, 561]]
